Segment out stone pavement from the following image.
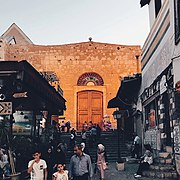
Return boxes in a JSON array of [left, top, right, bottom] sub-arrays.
[[92, 162, 171, 180]]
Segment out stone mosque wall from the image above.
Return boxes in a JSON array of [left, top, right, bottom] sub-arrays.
[[4, 41, 141, 128]]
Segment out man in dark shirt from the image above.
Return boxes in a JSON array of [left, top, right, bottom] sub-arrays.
[[69, 144, 93, 180]]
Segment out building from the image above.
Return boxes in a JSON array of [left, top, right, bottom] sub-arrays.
[[139, 0, 180, 175], [108, 73, 141, 140], [0, 23, 141, 130], [0, 60, 66, 139]]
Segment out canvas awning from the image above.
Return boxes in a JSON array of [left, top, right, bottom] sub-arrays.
[[108, 74, 141, 110], [140, 0, 150, 7]]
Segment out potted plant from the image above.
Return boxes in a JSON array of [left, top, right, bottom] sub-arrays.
[[0, 116, 21, 180]]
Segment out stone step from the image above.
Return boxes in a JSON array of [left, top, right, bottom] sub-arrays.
[[61, 131, 130, 163], [159, 152, 170, 158], [154, 157, 173, 164], [142, 170, 178, 179], [150, 164, 176, 171], [165, 146, 173, 153]]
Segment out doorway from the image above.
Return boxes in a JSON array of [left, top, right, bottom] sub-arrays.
[[77, 90, 103, 130]]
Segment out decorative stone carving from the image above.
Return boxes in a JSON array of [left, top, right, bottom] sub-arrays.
[[77, 72, 104, 86]]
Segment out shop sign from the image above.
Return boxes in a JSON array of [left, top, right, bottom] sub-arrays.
[[174, 125, 180, 154], [160, 75, 167, 95], [13, 92, 27, 98], [144, 129, 160, 150], [12, 111, 33, 136], [141, 81, 159, 102], [0, 102, 12, 115]]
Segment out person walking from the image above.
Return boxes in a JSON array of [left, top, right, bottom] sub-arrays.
[[61, 121, 66, 132], [66, 121, 71, 133], [44, 147, 55, 180], [90, 125, 97, 144], [28, 150, 47, 180], [95, 144, 108, 180], [81, 129, 87, 144], [132, 134, 141, 159], [54, 145, 66, 169], [69, 144, 93, 180], [96, 124, 101, 141]]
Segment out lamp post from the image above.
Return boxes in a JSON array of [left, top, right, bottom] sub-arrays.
[[113, 110, 124, 163]]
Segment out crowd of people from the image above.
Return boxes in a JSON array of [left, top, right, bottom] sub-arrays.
[[0, 138, 68, 179], [0, 121, 154, 180], [27, 142, 109, 180], [56, 119, 112, 135], [69, 121, 102, 151]]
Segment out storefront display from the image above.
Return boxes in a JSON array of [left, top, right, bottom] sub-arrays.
[[13, 111, 33, 136]]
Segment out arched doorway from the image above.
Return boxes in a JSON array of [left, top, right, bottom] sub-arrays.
[[76, 72, 104, 130], [77, 90, 103, 130]]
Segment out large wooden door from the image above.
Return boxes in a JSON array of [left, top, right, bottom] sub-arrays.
[[77, 91, 103, 130]]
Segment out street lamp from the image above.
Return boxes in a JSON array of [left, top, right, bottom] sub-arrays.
[[113, 110, 124, 163]]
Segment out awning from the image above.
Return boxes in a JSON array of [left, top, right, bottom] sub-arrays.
[[0, 60, 66, 114], [107, 97, 128, 109], [107, 74, 141, 110], [140, 0, 150, 7]]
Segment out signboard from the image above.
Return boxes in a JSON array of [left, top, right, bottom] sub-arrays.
[[13, 92, 27, 98], [160, 75, 167, 94], [144, 129, 160, 150], [0, 102, 12, 115], [174, 125, 180, 154], [148, 109, 156, 128], [13, 111, 33, 136]]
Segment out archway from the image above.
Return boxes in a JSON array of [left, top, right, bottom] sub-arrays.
[[77, 72, 104, 130]]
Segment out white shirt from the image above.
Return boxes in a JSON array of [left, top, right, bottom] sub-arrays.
[[53, 171, 68, 180], [134, 136, 140, 145], [0, 160, 4, 169], [2, 154, 8, 163], [144, 156, 153, 165], [82, 132, 87, 139], [28, 159, 47, 180]]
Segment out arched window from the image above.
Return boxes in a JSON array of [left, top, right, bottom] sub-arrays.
[[77, 72, 104, 86]]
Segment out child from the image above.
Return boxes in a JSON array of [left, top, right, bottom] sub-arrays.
[[53, 163, 68, 180]]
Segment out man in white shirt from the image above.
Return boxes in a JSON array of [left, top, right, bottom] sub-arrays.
[[28, 150, 47, 180], [132, 134, 141, 159]]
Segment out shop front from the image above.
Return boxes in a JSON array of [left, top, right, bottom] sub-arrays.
[[141, 64, 173, 153], [108, 73, 141, 140], [0, 60, 66, 140]]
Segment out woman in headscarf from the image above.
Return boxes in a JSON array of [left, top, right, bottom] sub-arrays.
[[44, 147, 55, 180], [95, 144, 108, 180], [54, 145, 66, 169]]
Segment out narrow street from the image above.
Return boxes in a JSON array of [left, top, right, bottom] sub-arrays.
[[0, 0, 180, 179], [92, 162, 173, 180]]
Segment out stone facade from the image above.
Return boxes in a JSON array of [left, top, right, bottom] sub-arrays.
[[1, 24, 141, 129]]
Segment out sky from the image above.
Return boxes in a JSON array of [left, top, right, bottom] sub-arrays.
[[0, 0, 149, 46]]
